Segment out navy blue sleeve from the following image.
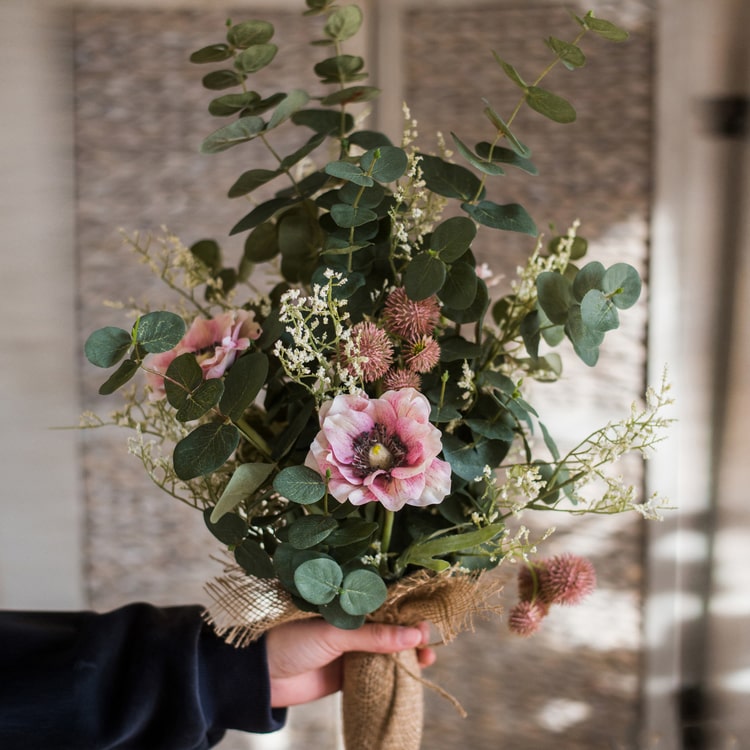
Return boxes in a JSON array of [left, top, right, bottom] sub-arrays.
[[0, 603, 286, 749]]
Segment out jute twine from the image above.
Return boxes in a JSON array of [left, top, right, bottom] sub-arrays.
[[204, 560, 504, 750]]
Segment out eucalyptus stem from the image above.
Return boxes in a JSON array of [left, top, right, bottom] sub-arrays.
[[235, 416, 274, 461]]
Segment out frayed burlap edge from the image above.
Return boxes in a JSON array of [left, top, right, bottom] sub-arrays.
[[203, 558, 504, 750]]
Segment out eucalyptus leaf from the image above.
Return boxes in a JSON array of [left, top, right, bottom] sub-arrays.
[[438, 336, 482, 361], [211, 462, 275, 524], [190, 239, 221, 272], [279, 133, 327, 169], [461, 200, 537, 236], [98, 358, 139, 395], [437, 261, 478, 310], [203, 507, 247, 546], [491, 52, 526, 88], [200, 116, 266, 154], [324, 5, 363, 42], [325, 160, 373, 186], [219, 351, 269, 421], [243, 222, 278, 263], [234, 538, 275, 579], [136, 311, 186, 354], [581, 289, 620, 333], [314, 54, 366, 83], [525, 86, 577, 124], [536, 271, 575, 324], [545, 37, 586, 69], [227, 20, 275, 48], [175, 379, 224, 422], [339, 569, 387, 615], [330, 203, 378, 228], [580, 12, 629, 42], [320, 86, 380, 106], [202, 70, 244, 91], [208, 91, 262, 117], [288, 515, 338, 549], [228, 169, 280, 198], [431, 216, 477, 262], [84, 326, 132, 368], [292, 109, 354, 135], [294, 558, 343, 605], [573, 261, 606, 301], [164, 353, 203, 410], [481, 100, 531, 157], [273, 465, 326, 505], [602, 263, 641, 309], [360, 146, 408, 182], [230, 197, 296, 235], [451, 132, 505, 176], [190, 44, 233, 64], [418, 154, 484, 201], [320, 598, 366, 629], [403, 253, 447, 300], [474, 142, 537, 175], [173, 422, 240, 480], [268, 89, 310, 129], [235, 43, 278, 74]]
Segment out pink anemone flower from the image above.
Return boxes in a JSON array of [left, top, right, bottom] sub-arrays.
[[305, 388, 452, 512], [146, 309, 261, 398]]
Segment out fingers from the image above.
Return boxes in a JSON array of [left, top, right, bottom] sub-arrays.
[[325, 620, 431, 655]]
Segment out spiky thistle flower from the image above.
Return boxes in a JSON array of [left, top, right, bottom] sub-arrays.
[[383, 287, 441, 340]]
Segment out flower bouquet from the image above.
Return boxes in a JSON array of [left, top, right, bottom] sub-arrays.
[[83, 3, 671, 748]]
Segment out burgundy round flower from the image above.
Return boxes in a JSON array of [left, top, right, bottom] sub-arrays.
[[508, 600, 549, 637], [341, 322, 394, 382], [404, 336, 441, 374], [305, 388, 451, 511], [538, 553, 597, 606], [383, 287, 441, 340], [382, 367, 422, 391]]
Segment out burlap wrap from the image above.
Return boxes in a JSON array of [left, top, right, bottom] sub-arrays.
[[204, 562, 504, 750]]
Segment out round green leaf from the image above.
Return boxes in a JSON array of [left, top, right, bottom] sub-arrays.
[[565, 305, 603, 367], [320, 86, 380, 107], [190, 44, 233, 64], [404, 253, 447, 300], [173, 422, 240, 480], [545, 37, 586, 69], [190, 239, 221, 273], [536, 271, 575, 324], [243, 222, 278, 263], [164, 353, 203, 409], [451, 132, 505, 176], [288, 515, 338, 549], [273, 465, 326, 505], [437, 261, 478, 310], [338, 182, 385, 209], [431, 216, 476, 262], [203, 507, 247, 546], [202, 69, 244, 91], [227, 20, 275, 49], [419, 153, 484, 201], [525, 86, 577, 124], [319, 598, 366, 629], [573, 261, 606, 301], [84, 326, 131, 368], [339, 569, 387, 615], [174, 379, 224, 422], [581, 12, 629, 42], [325, 160, 373, 187], [219, 352, 269, 422], [361, 146, 408, 183], [326, 519, 379, 547], [581, 289, 620, 333], [602, 263, 642, 309], [294, 558, 343, 605], [324, 5, 363, 42], [330, 203, 378, 228], [268, 89, 310, 130], [314, 54, 366, 84], [136, 311, 186, 354]]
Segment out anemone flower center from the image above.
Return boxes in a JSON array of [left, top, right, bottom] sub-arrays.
[[351, 423, 407, 478]]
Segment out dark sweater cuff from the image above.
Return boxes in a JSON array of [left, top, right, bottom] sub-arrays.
[[199, 626, 287, 735]]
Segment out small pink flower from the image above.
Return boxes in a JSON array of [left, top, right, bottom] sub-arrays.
[[538, 553, 597, 606], [382, 368, 422, 391], [383, 288, 441, 340], [305, 388, 451, 512], [404, 336, 441, 373], [146, 309, 261, 398], [340, 322, 394, 382], [508, 600, 549, 637]]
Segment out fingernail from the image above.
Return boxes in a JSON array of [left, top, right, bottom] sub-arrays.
[[397, 627, 422, 648]]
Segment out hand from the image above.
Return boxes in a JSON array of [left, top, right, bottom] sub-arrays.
[[265, 619, 436, 708]]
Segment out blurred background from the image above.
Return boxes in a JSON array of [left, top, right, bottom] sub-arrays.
[[1, 0, 748, 748]]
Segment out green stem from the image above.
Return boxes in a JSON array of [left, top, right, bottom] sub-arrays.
[[380, 508, 396, 574]]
